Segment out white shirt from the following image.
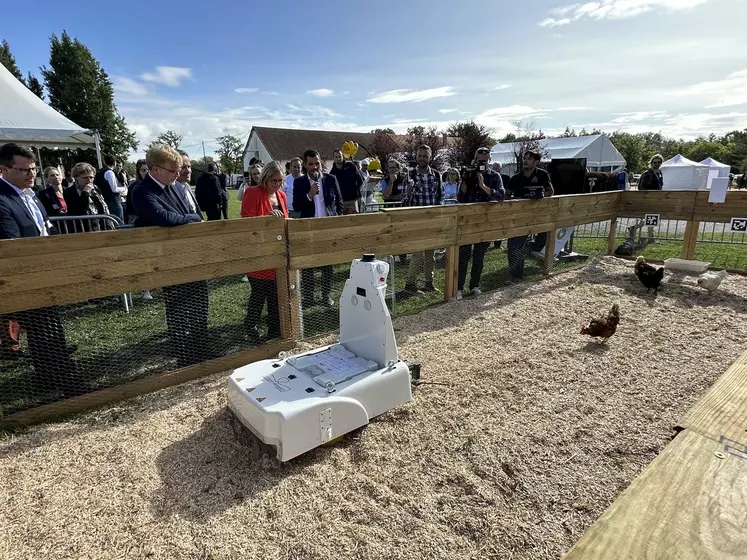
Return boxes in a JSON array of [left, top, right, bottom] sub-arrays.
[[104, 168, 124, 196], [174, 180, 198, 213], [6, 181, 49, 236], [284, 174, 296, 211], [307, 175, 327, 217]]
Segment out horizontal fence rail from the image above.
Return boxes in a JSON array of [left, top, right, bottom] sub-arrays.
[[3, 189, 747, 426]]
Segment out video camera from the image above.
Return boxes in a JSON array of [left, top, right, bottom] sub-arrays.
[[461, 161, 489, 185]]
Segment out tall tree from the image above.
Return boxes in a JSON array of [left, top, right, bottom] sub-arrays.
[[215, 134, 244, 174], [445, 121, 495, 168], [41, 30, 137, 163], [559, 126, 577, 138], [26, 72, 44, 99], [370, 131, 403, 168], [509, 121, 549, 169], [148, 130, 183, 150], [404, 126, 444, 168], [0, 40, 23, 81]]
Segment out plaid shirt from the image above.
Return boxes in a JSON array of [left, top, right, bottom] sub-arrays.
[[403, 167, 443, 207]]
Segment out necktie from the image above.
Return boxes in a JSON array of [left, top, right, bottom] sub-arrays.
[[23, 192, 47, 235]]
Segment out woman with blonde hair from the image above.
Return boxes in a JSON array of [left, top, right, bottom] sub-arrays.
[[442, 168, 461, 204], [237, 163, 263, 201], [63, 162, 111, 231], [37, 166, 68, 217], [240, 161, 289, 343]]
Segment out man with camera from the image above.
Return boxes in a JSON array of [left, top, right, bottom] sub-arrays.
[[456, 147, 505, 299], [505, 149, 554, 280]]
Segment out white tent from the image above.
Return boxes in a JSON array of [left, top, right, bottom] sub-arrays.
[[660, 154, 709, 190], [0, 62, 99, 159], [700, 157, 731, 188], [490, 134, 626, 176]]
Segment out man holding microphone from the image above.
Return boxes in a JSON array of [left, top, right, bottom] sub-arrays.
[[293, 149, 344, 307]]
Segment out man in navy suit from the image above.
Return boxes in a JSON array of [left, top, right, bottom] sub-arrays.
[[130, 145, 210, 367], [293, 149, 344, 307], [0, 142, 83, 396]]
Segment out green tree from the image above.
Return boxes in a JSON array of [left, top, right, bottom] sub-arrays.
[[371, 128, 395, 134], [215, 134, 243, 174], [404, 126, 444, 168], [148, 130, 183, 150], [445, 121, 495, 168], [26, 72, 44, 99], [41, 30, 137, 164], [191, 155, 215, 171], [559, 126, 577, 138], [0, 40, 23, 81]]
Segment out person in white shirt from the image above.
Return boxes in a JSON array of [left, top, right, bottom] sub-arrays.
[[93, 154, 126, 221], [284, 157, 303, 216], [173, 151, 200, 215]]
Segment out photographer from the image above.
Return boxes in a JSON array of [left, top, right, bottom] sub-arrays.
[[456, 147, 505, 299]]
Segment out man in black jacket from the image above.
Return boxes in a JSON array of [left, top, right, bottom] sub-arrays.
[[0, 142, 83, 396], [195, 162, 224, 220], [216, 163, 229, 219], [329, 148, 363, 214], [293, 149, 344, 306], [131, 145, 210, 367]]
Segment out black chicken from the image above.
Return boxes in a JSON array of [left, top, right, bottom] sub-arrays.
[[634, 256, 665, 292]]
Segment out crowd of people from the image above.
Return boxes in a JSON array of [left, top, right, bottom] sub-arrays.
[[0, 138, 560, 395]]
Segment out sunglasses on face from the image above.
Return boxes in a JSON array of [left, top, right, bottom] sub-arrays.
[[476, 148, 490, 155]]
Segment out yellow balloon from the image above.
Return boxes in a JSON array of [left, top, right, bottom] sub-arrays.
[[368, 158, 381, 172], [341, 141, 359, 159]]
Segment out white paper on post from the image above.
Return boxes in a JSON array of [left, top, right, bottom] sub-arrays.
[[708, 177, 728, 204]]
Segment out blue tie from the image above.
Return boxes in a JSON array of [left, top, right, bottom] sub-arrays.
[[23, 192, 46, 234]]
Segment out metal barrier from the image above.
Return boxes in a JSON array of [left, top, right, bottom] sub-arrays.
[[50, 214, 124, 234]]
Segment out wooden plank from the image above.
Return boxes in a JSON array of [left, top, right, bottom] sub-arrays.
[[680, 220, 700, 260], [444, 245, 458, 301], [0, 340, 295, 428], [0, 255, 287, 315], [692, 191, 747, 223], [0, 228, 283, 277], [0, 239, 284, 295], [608, 218, 617, 255], [619, 190, 696, 221], [286, 213, 389, 232], [563, 429, 747, 560], [458, 221, 557, 246], [0, 216, 284, 259], [677, 350, 747, 444], [543, 227, 557, 275]]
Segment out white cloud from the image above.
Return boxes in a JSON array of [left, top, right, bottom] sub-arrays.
[[474, 106, 547, 137], [671, 68, 747, 108], [140, 66, 192, 86], [306, 88, 335, 97], [234, 87, 259, 94], [439, 109, 458, 114], [367, 86, 456, 104], [493, 84, 511, 90], [539, 0, 710, 27], [114, 77, 149, 96], [611, 111, 669, 124], [556, 106, 591, 111]]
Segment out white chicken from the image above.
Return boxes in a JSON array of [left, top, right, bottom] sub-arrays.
[[697, 269, 727, 293]]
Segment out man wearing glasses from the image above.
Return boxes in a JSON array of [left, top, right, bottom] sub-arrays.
[[0, 142, 84, 395], [131, 145, 209, 367]]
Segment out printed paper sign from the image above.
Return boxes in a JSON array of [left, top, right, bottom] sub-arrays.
[[729, 217, 747, 233]]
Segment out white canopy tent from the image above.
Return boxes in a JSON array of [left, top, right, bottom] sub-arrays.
[[660, 154, 709, 190], [700, 157, 731, 188], [490, 134, 626, 176], [0, 62, 100, 165]]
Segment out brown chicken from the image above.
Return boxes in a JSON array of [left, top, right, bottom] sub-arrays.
[[581, 303, 620, 342]]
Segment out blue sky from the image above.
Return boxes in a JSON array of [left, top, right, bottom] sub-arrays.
[[3, 0, 747, 159]]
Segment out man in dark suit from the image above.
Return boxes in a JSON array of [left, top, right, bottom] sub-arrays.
[[0, 142, 83, 396], [293, 149, 344, 307], [194, 162, 224, 221], [131, 145, 210, 367], [216, 163, 230, 219]]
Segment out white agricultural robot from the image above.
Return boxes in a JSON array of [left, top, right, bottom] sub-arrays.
[[227, 254, 418, 462]]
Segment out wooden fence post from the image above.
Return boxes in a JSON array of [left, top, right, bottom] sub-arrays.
[[444, 245, 459, 301], [608, 218, 618, 255], [681, 220, 700, 260], [543, 228, 557, 275]]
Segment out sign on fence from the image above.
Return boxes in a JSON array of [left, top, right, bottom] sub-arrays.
[[539, 226, 576, 256], [729, 217, 747, 233], [644, 213, 660, 227]]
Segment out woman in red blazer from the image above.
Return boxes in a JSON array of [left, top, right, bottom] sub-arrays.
[[240, 161, 289, 343]]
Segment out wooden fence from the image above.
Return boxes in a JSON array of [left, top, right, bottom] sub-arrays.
[[1, 189, 747, 428]]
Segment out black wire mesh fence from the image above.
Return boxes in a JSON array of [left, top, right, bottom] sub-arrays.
[[0, 272, 288, 417]]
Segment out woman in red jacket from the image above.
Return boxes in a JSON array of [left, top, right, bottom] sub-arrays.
[[240, 161, 289, 343]]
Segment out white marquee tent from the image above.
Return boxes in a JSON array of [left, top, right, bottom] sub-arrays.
[[490, 134, 626, 176], [0, 62, 100, 162], [700, 157, 731, 188], [661, 154, 709, 190]]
